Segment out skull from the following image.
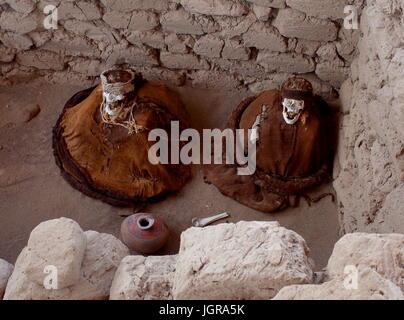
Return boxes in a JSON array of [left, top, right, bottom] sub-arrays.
[[282, 98, 305, 125]]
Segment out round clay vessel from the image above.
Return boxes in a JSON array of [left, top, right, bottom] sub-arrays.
[[121, 213, 170, 254]]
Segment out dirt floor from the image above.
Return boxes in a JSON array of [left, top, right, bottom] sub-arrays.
[[0, 79, 340, 270]]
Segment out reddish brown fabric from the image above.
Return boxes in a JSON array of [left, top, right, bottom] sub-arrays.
[[53, 82, 191, 208], [204, 89, 336, 213]]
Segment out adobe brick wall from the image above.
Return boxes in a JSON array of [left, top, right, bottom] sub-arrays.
[[0, 0, 363, 99]]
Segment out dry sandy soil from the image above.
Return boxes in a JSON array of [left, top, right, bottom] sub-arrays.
[[0, 79, 340, 269]]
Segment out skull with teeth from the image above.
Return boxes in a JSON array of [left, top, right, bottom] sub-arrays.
[[281, 77, 313, 125], [282, 98, 305, 125]]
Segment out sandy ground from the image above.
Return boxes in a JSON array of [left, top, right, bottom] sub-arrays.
[[0, 79, 340, 270]]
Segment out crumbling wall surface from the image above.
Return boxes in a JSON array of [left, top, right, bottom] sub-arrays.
[[0, 0, 361, 98], [334, 0, 404, 234]]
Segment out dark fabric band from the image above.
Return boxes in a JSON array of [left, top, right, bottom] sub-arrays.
[[281, 89, 312, 100]]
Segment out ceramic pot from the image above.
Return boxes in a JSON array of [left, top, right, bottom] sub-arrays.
[[121, 213, 170, 254]]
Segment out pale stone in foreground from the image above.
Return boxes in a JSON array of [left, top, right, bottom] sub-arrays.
[[0, 259, 13, 298], [273, 269, 404, 300], [74, 231, 130, 299], [327, 233, 404, 290], [110, 255, 177, 300], [4, 229, 129, 300], [24, 218, 87, 289], [172, 221, 314, 300]]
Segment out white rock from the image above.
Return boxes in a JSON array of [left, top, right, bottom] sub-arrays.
[[4, 230, 129, 300], [110, 255, 177, 300], [273, 269, 404, 300], [74, 231, 130, 299], [327, 233, 404, 290], [24, 218, 87, 289], [172, 221, 314, 300], [0, 259, 13, 298]]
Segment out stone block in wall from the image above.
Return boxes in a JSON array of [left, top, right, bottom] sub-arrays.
[[104, 43, 159, 67], [180, 0, 248, 17], [221, 39, 250, 60], [103, 10, 132, 29], [165, 33, 195, 54], [110, 255, 177, 300], [210, 58, 266, 79], [273, 8, 338, 42], [252, 4, 273, 21], [16, 49, 66, 71], [316, 61, 350, 89], [172, 221, 314, 300], [291, 39, 321, 57], [160, 52, 210, 70], [186, 70, 241, 89], [43, 70, 97, 87], [257, 51, 315, 74], [101, 0, 169, 12], [29, 31, 52, 48], [127, 31, 166, 49], [41, 30, 101, 58], [242, 22, 287, 52], [138, 67, 186, 87], [316, 43, 345, 66], [246, 0, 286, 9], [5, 0, 36, 14], [68, 58, 105, 77], [63, 20, 121, 44], [214, 12, 256, 38], [0, 31, 33, 50], [161, 9, 218, 35], [194, 34, 224, 58], [0, 10, 40, 34], [58, 1, 102, 21], [248, 72, 293, 93], [103, 10, 159, 31], [0, 45, 16, 62], [286, 0, 363, 20], [128, 11, 159, 31]]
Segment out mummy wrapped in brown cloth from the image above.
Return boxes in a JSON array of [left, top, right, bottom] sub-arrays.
[[204, 77, 337, 213], [53, 69, 191, 208]]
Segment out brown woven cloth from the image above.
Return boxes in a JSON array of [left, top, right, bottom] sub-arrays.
[[204, 87, 337, 213], [53, 81, 191, 208]]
